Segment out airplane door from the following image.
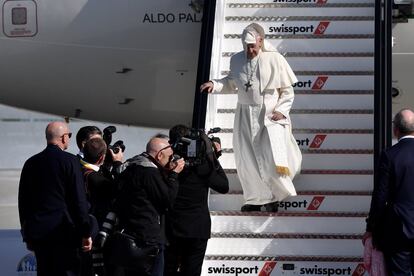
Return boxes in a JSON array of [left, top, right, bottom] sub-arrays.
[[2, 0, 37, 37]]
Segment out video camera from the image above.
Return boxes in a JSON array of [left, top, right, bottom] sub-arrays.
[[103, 126, 126, 154], [169, 126, 221, 167]]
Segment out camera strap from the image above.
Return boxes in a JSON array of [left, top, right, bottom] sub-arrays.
[[141, 152, 163, 169]]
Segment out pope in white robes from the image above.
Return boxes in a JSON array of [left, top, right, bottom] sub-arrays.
[[200, 23, 302, 211]]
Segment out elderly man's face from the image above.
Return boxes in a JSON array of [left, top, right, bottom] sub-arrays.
[[245, 37, 262, 59], [156, 144, 174, 167]]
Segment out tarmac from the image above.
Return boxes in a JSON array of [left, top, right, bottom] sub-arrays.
[[0, 170, 20, 229]]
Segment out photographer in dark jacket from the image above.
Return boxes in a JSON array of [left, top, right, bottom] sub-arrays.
[[165, 125, 229, 276], [80, 137, 116, 276], [81, 138, 119, 225], [113, 134, 185, 276]]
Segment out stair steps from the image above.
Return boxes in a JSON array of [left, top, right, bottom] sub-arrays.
[[210, 212, 366, 234], [209, 192, 370, 212], [203, 1, 375, 274]]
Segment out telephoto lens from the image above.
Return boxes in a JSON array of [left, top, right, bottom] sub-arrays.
[[94, 231, 108, 249], [95, 212, 117, 249]]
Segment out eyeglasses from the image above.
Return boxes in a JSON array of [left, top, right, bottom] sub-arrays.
[[156, 145, 172, 156], [61, 132, 72, 139], [157, 145, 173, 158]]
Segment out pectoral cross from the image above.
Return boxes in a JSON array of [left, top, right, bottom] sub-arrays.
[[244, 81, 252, 92]]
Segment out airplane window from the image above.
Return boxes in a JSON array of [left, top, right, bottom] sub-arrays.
[[12, 7, 27, 25]]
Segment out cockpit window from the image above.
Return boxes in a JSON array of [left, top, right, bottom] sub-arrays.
[[11, 7, 27, 25]]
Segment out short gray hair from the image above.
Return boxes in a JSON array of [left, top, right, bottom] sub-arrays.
[[146, 134, 170, 156]]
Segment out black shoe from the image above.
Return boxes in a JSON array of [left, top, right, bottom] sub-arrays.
[[241, 204, 262, 212], [264, 202, 279, 212]]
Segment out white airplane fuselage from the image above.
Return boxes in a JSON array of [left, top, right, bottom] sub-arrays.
[[0, 0, 203, 128], [392, 18, 414, 114], [3, 0, 413, 129]]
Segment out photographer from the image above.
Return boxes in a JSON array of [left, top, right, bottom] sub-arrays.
[[112, 134, 185, 276], [165, 125, 229, 276], [82, 138, 120, 228], [80, 138, 117, 276]]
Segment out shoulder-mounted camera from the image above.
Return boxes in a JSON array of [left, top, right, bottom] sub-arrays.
[[169, 126, 221, 167]]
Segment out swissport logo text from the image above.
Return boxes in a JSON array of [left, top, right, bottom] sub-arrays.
[[207, 261, 276, 275], [275, 197, 325, 210], [292, 76, 329, 89], [299, 263, 365, 275], [297, 135, 327, 148], [268, 22, 330, 35]]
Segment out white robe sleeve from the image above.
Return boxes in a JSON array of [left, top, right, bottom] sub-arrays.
[[277, 53, 297, 88], [211, 55, 239, 93], [274, 86, 294, 118], [211, 77, 237, 93]]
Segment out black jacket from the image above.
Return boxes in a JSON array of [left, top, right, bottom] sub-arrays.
[[18, 144, 91, 243], [168, 158, 229, 239], [83, 168, 119, 226], [114, 153, 179, 244], [367, 137, 414, 249]]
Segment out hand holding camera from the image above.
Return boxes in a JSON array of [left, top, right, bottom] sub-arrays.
[[109, 147, 124, 162], [103, 126, 126, 163], [170, 157, 185, 173]]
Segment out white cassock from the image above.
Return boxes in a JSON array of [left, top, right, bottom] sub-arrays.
[[212, 50, 302, 205]]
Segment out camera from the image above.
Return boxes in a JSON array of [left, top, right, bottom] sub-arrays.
[[94, 212, 118, 249], [169, 126, 221, 167], [103, 126, 125, 154], [92, 212, 118, 276]]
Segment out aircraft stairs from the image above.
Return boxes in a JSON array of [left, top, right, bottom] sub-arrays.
[[203, 0, 375, 275]]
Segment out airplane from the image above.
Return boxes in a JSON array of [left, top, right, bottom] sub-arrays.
[[1, 0, 413, 129], [0, 0, 205, 128]]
